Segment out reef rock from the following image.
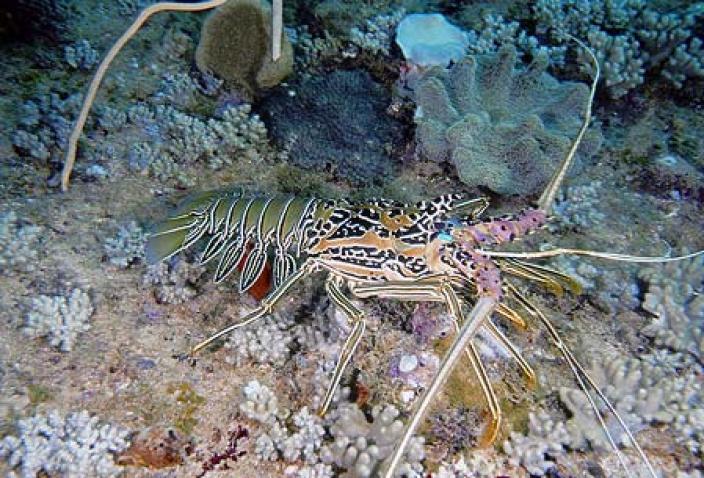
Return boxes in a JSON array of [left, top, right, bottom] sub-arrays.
[[261, 70, 402, 186], [413, 45, 602, 195]]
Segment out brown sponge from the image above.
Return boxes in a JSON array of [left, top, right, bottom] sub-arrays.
[[195, 0, 293, 96]]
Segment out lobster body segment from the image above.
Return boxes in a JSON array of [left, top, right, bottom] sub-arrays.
[[146, 191, 545, 298]]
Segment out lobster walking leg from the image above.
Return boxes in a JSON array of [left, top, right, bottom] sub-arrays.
[[190, 261, 314, 355], [318, 277, 367, 416], [383, 293, 497, 478], [506, 283, 653, 478], [462, 339, 501, 447]]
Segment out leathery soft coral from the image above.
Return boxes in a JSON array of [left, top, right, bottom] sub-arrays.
[[413, 45, 601, 195]]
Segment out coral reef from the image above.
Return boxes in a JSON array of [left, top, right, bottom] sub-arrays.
[[23, 289, 94, 352], [261, 70, 401, 186], [0, 409, 130, 478], [639, 254, 704, 361], [451, 1, 704, 97], [122, 102, 273, 184], [0, 211, 42, 275], [534, 0, 704, 96], [195, 0, 293, 95], [238, 380, 425, 477], [413, 45, 601, 195]]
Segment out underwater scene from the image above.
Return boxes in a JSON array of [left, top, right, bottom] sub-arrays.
[[0, 0, 703, 477]]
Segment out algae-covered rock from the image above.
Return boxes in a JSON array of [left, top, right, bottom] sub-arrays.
[[414, 45, 602, 195], [261, 70, 402, 186], [195, 0, 293, 95]]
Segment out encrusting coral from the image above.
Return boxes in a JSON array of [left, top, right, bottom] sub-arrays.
[[413, 45, 602, 195]]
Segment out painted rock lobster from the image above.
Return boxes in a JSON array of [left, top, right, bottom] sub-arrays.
[[58, 2, 703, 476]]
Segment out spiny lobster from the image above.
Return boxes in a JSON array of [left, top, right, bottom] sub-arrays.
[[58, 1, 703, 475], [144, 49, 701, 477]]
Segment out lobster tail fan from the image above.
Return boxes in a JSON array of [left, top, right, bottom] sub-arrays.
[[145, 190, 232, 264], [239, 245, 268, 293]]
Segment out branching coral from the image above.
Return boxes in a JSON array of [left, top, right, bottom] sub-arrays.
[[558, 355, 702, 452], [0, 410, 130, 478], [23, 289, 94, 352], [104, 221, 146, 269], [320, 403, 425, 477], [142, 256, 205, 304], [503, 410, 570, 476], [0, 211, 42, 275], [639, 254, 704, 361]]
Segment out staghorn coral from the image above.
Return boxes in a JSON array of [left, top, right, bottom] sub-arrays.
[[639, 253, 704, 361], [23, 289, 94, 352], [0, 410, 130, 478], [413, 45, 601, 195]]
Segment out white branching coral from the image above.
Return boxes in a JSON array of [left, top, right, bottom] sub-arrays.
[[0, 410, 130, 478], [0, 211, 42, 275], [639, 254, 704, 361], [435, 451, 501, 478], [239, 380, 283, 426], [503, 410, 570, 476], [558, 355, 702, 452], [321, 403, 425, 477], [23, 289, 94, 352], [224, 314, 295, 366]]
